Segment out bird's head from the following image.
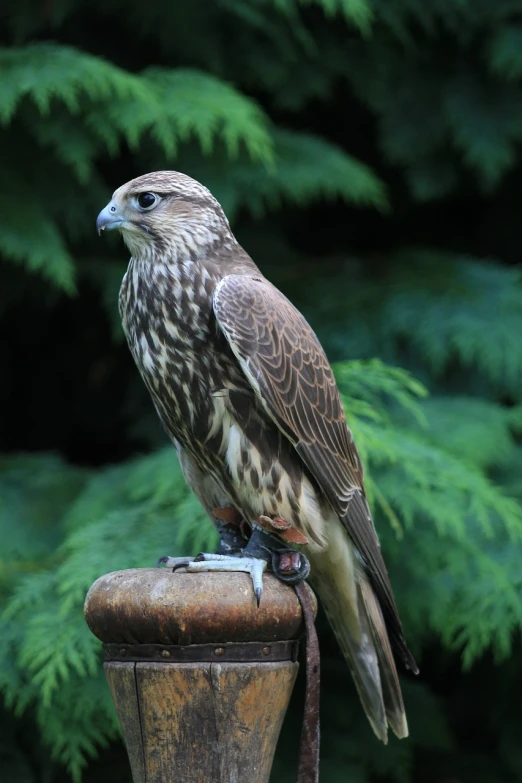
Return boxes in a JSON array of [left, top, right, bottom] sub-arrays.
[[96, 171, 233, 262]]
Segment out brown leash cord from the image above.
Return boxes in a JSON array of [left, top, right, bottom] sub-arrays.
[[294, 581, 320, 783]]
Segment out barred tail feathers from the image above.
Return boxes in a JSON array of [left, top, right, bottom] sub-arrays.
[[308, 518, 408, 743]]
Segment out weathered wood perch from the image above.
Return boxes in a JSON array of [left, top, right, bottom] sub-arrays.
[[84, 567, 316, 783]]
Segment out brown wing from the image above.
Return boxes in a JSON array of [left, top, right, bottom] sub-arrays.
[[213, 273, 417, 673]]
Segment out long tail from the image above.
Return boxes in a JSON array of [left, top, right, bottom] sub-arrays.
[[307, 518, 408, 743]]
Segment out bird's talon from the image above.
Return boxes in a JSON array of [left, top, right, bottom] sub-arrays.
[[184, 553, 267, 604], [171, 560, 194, 572], [157, 556, 194, 571], [250, 558, 266, 605]]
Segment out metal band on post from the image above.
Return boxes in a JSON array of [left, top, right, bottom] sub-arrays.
[[104, 640, 300, 663]]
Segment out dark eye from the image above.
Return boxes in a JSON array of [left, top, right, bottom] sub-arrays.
[[137, 192, 158, 210]]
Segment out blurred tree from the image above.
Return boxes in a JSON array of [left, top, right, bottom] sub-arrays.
[[1, 1, 522, 781]]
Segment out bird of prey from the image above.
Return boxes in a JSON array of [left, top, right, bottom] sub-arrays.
[[97, 171, 418, 742]]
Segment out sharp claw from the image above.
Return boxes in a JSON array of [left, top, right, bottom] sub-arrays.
[[171, 560, 194, 572], [251, 558, 266, 606], [157, 556, 194, 571]]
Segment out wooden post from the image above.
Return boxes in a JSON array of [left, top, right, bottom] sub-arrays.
[[84, 567, 315, 783]]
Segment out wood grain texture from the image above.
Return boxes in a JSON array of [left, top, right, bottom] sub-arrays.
[[104, 662, 146, 783], [209, 661, 297, 782], [121, 660, 298, 783]]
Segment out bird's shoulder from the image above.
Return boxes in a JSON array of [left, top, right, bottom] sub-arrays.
[[213, 272, 366, 495], [213, 272, 314, 349]]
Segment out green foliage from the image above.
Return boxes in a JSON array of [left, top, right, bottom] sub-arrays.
[[0, 452, 217, 780], [198, 129, 388, 219], [0, 37, 384, 293], [2, 358, 522, 778], [488, 25, 522, 81], [294, 250, 522, 398], [2, 0, 522, 781]]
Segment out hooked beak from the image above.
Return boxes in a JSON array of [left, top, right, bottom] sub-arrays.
[[96, 202, 124, 236]]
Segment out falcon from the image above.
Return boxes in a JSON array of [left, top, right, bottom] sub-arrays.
[[96, 171, 418, 742]]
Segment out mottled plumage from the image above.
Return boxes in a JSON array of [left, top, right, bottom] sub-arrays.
[[97, 171, 418, 743]]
